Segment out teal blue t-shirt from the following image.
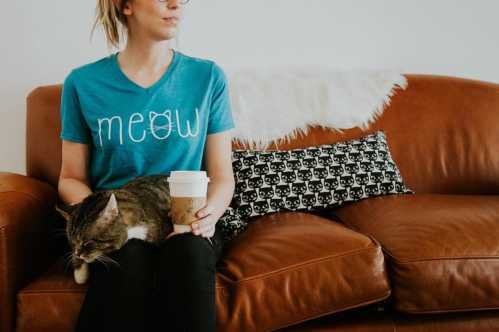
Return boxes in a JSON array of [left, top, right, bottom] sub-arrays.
[[60, 49, 236, 191]]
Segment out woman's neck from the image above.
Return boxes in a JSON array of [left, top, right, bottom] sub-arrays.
[[118, 38, 173, 74]]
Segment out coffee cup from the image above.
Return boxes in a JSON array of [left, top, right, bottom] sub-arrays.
[[167, 171, 210, 235]]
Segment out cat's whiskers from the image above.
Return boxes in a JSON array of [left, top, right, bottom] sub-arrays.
[[63, 251, 75, 274], [98, 254, 120, 268], [95, 256, 111, 271]]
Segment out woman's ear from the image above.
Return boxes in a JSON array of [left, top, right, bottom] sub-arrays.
[[120, 0, 133, 16], [112, 0, 132, 16]]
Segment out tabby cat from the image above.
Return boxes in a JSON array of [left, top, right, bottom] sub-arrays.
[[56, 174, 175, 285]]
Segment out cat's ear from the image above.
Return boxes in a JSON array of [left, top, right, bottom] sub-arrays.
[[55, 202, 79, 222], [100, 192, 119, 220]]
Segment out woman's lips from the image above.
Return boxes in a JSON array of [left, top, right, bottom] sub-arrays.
[[163, 17, 178, 24]]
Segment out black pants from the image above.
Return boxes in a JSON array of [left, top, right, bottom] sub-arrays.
[[74, 222, 224, 332]]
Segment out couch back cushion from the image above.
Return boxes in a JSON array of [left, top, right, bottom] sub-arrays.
[[26, 74, 499, 194]]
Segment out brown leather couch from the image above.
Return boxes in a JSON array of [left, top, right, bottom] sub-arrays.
[[1, 74, 499, 332]]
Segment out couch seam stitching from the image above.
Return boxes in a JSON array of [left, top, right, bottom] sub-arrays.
[[223, 244, 382, 284]]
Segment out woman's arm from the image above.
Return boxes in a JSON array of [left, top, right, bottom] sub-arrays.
[[190, 130, 235, 237], [58, 140, 93, 207], [58, 178, 93, 206]]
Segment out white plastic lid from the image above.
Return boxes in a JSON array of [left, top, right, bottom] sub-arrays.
[[167, 171, 210, 197], [167, 171, 210, 183]]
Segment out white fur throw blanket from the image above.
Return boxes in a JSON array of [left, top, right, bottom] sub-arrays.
[[224, 67, 408, 150]]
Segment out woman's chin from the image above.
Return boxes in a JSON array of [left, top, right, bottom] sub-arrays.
[[150, 34, 176, 43], [153, 28, 178, 41]]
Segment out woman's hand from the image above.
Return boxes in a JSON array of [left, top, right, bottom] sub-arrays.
[[165, 202, 221, 240], [170, 175, 235, 240], [190, 201, 223, 238]]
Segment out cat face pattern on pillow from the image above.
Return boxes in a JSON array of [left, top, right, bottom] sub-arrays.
[[223, 131, 414, 223]]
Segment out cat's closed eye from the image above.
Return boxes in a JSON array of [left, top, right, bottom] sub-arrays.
[[82, 241, 96, 249]]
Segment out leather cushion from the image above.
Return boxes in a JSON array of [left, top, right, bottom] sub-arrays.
[[330, 193, 499, 314], [276, 305, 499, 332], [17, 212, 390, 332], [216, 212, 390, 331]]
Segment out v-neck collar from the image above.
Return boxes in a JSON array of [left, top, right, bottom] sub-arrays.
[[112, 48, 180, 94]]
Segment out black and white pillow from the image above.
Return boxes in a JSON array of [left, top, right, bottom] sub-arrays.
[[218, 130, 414, 243], [218, 207, 249, 244]]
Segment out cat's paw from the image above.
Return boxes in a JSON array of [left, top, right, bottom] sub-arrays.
[[74, 262, 89, 284]]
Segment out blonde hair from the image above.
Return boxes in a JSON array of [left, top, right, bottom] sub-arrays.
[[91, 0, 129, 50]]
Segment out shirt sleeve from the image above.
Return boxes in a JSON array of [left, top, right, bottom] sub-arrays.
[[207, 62, 236, 135], [59, 70, 92, 144]]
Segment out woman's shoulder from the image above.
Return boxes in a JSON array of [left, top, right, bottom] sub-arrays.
[[176, 50, 227, 80], [65, 53, 115, 82], [176, 50, 213, 66]]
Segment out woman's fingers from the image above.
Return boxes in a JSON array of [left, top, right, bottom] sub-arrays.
[[198, 225, 215, 238], [207, 225, 216, 237], [191, 217, 215, 235], [192, 221, 216, 238], [202, 224, 216, 237], [167, 220, 216, 240]]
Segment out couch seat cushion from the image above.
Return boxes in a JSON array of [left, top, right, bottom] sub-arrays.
[[216, 211, 390, 332], [328, 193, 499, 314], [16, 255, 232, 332], [17, 212, 390, 332], [16, 257, 85, 332]]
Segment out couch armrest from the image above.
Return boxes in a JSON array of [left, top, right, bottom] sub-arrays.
[[0, 172, 61, 332]]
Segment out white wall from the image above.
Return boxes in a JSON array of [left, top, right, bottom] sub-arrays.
[[2, 0, 499, 175]]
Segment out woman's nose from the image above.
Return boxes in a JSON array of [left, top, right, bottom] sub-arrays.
[[166, 0, 179, 9]]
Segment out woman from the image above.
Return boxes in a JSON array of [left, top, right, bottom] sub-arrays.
[[57, 0, 236, 331]]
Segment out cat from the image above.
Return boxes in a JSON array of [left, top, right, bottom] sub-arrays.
[[55, 174, 175, 285]]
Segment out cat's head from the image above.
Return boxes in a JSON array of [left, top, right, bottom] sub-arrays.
[[56, 191, 128, 263]]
